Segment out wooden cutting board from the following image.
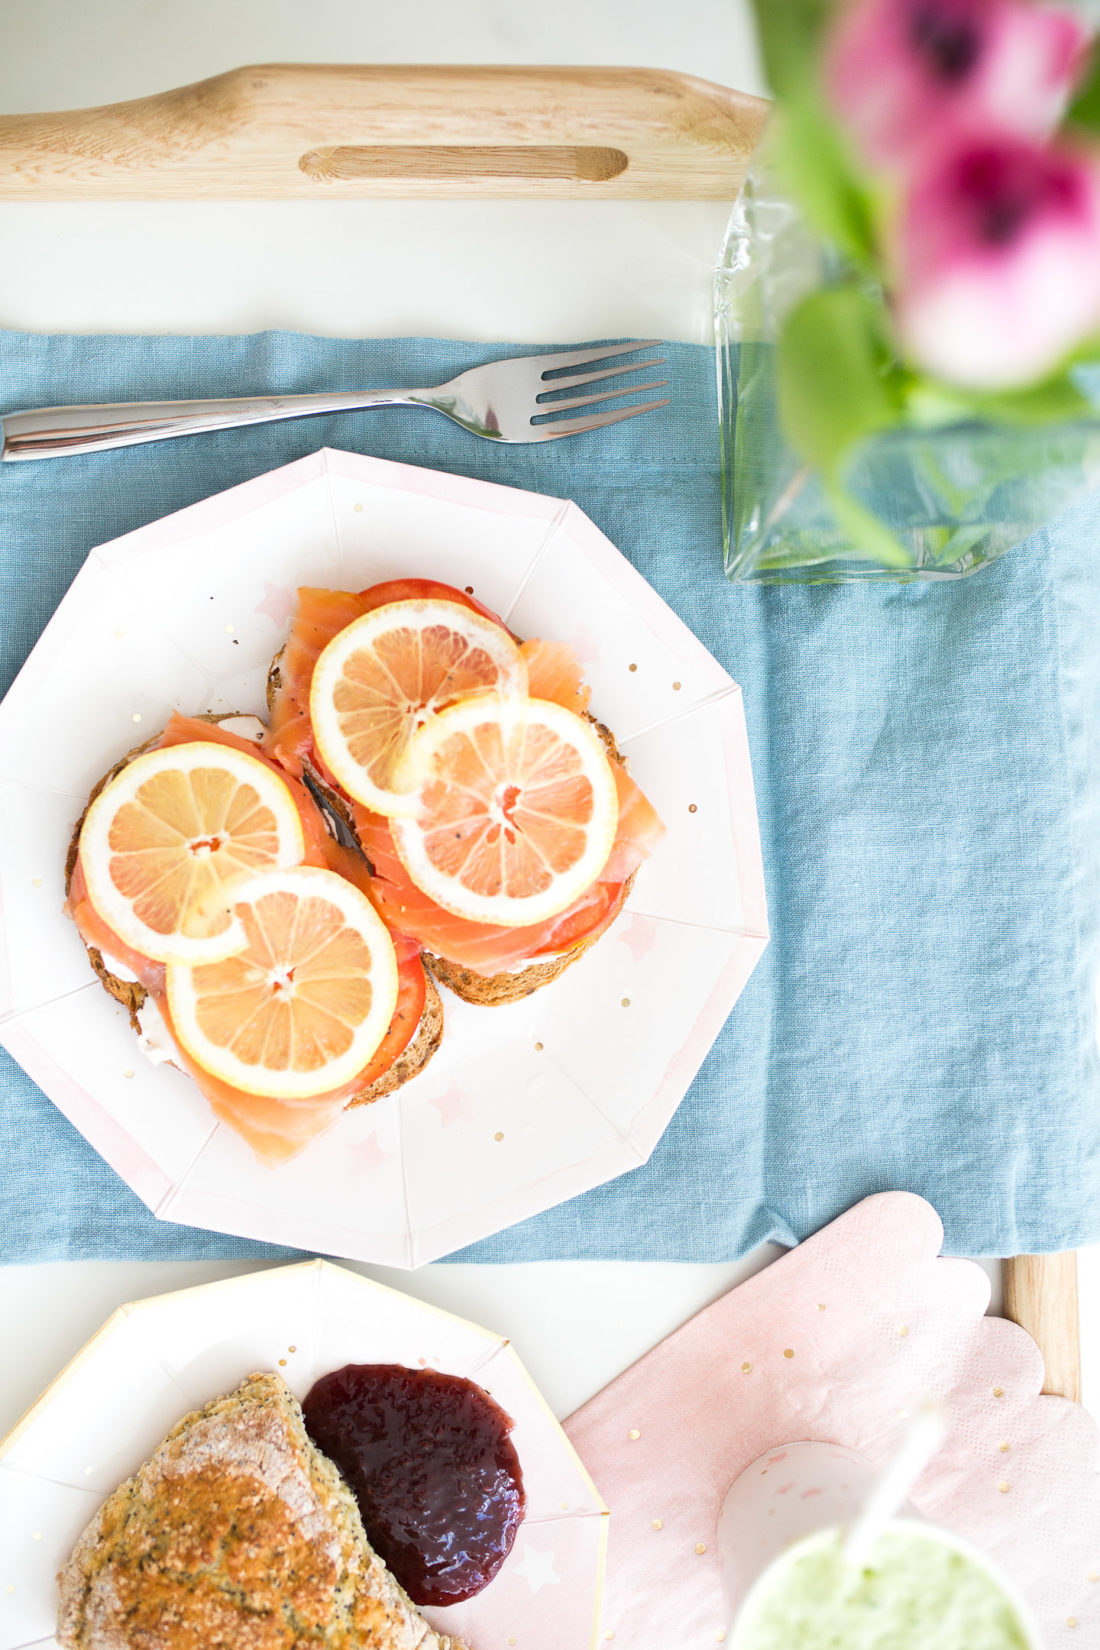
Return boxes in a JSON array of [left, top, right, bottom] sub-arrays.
[[0, 61, 1081, 1405]]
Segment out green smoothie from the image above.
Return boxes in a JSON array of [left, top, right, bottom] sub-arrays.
[[733, 1526, 1031, 1650]]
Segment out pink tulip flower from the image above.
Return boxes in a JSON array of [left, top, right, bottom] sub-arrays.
[[827, 0, 1091, 171], [893, 138, 1100, 388]]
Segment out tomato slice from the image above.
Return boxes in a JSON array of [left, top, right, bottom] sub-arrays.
[[356, 578, 509, 631], [532, 879, 626, 956], [353, 948, 429, 1088]]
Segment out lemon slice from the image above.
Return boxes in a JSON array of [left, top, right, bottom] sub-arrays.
[[165, 865, 399, 1100], [309, 598, 527, 815], [391, 697, 619, 929], [79, 742, 306, 965]]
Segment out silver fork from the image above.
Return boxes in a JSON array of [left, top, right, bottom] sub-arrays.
[[0, 341, 669, 461]]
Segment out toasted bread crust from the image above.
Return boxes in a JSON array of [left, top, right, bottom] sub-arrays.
[[67, 716, 439, 1099]]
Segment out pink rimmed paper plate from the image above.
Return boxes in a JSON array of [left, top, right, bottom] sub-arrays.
[[0, 448, 767, 1264], [564, 1192, 1100, 1650], [0, 1258, 606, 1650]]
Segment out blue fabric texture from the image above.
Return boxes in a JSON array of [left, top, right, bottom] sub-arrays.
[[1, 330, 1098, 1264]]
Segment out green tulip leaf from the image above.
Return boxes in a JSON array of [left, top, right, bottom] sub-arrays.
[[1067, 43, 1100, 133], [777, 287, 901, 471], [777, 286, 913, 566], [768, 105, 878, 266], [749, 0, 835, 98]]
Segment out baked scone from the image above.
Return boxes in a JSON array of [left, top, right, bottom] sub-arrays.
[[56, 1371, 466, 1650]]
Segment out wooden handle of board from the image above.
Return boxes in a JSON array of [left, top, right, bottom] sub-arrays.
[[1002, 1253, 1081, 1402], [0, 63, 769, 200]]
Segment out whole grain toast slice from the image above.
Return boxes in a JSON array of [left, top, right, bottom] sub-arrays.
[[268, 651, 637, 1008], [66, 715, 441, 1102], [57, 1371, 466, 1650]]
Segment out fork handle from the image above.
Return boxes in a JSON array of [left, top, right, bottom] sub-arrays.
[[0, 390, 424, 460]]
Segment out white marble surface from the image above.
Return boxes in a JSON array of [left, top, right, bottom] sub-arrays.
[[0, 0, 1096, 1451]]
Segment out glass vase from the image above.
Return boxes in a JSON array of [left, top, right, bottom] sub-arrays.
[[715, 158, 1100, 583]]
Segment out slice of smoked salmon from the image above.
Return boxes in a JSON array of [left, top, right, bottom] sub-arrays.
[[519, 638, 592, 716], [602, 762, 666, 882], [267, 588, 371, 774]]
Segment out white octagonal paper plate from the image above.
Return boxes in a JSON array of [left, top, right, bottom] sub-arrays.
[[0, 448, 768, 1264], [0, 1258, 607, 1650]]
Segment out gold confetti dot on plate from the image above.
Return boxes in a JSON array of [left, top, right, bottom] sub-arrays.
[[818, 1302, 828, 1311], [621, 997, 631, 1008], [898, 1325, 910, 1337], [998, 1442, 1010, 1454], [783, 1348, 795, 1359], [354, 502, 364, 512], [278, 1358, 287, 1367], [998, 1481, 1011, 1494], [509, 1639, 517, 1646], [605, 1634, 616, 1642], [1089, 1571, 1099, 1583], [288, 1345, 297, 1353], [1068, 1619, 1078, 1629], [534, 1041, 544, 1052], [716, 1635, 727, 1644], [123, 1069, 135, 1080], [494, 1131, 504, 1142], [628, 662, 637, 672], [688, 803, 698, 814], [131, 712, 142, 723], [993, 1386, 1004, 1398], [652, 1519, 664, 1531], [695, 1542, 707, 1555], [741, 1362, 752, 1374], [31, 877, 42, 888], [672, 680, 682, 691], [628, 1428, 641, 1440]]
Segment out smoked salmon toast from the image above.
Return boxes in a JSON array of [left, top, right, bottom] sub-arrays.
[[267, 579, 665, 1006], [65, 713, 442, 1164]]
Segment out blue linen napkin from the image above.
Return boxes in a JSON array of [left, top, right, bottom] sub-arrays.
[[1, 330, 1098, 1264]]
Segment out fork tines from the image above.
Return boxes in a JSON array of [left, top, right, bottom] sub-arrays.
[[533, 339, 669, 437]]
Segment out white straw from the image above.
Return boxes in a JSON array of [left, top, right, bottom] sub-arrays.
[[841, 1405, 948, 1573]]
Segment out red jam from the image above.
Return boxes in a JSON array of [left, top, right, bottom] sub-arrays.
[[303, 1363, 526, 1605]]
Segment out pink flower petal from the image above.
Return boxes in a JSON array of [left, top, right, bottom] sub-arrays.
[[827, 0, 1092, 172], [895, 138, 1100, 387]]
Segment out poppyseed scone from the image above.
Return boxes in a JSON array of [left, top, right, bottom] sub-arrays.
[[56, 1371, 466, 1650]]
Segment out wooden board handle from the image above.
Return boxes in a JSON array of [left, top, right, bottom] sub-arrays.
[[1002, 1252, 1081, 1402], [0, 63, 769, 200]]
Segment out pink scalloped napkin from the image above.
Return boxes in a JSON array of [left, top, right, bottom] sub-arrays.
[[565, 1192, 1100, 1648]]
